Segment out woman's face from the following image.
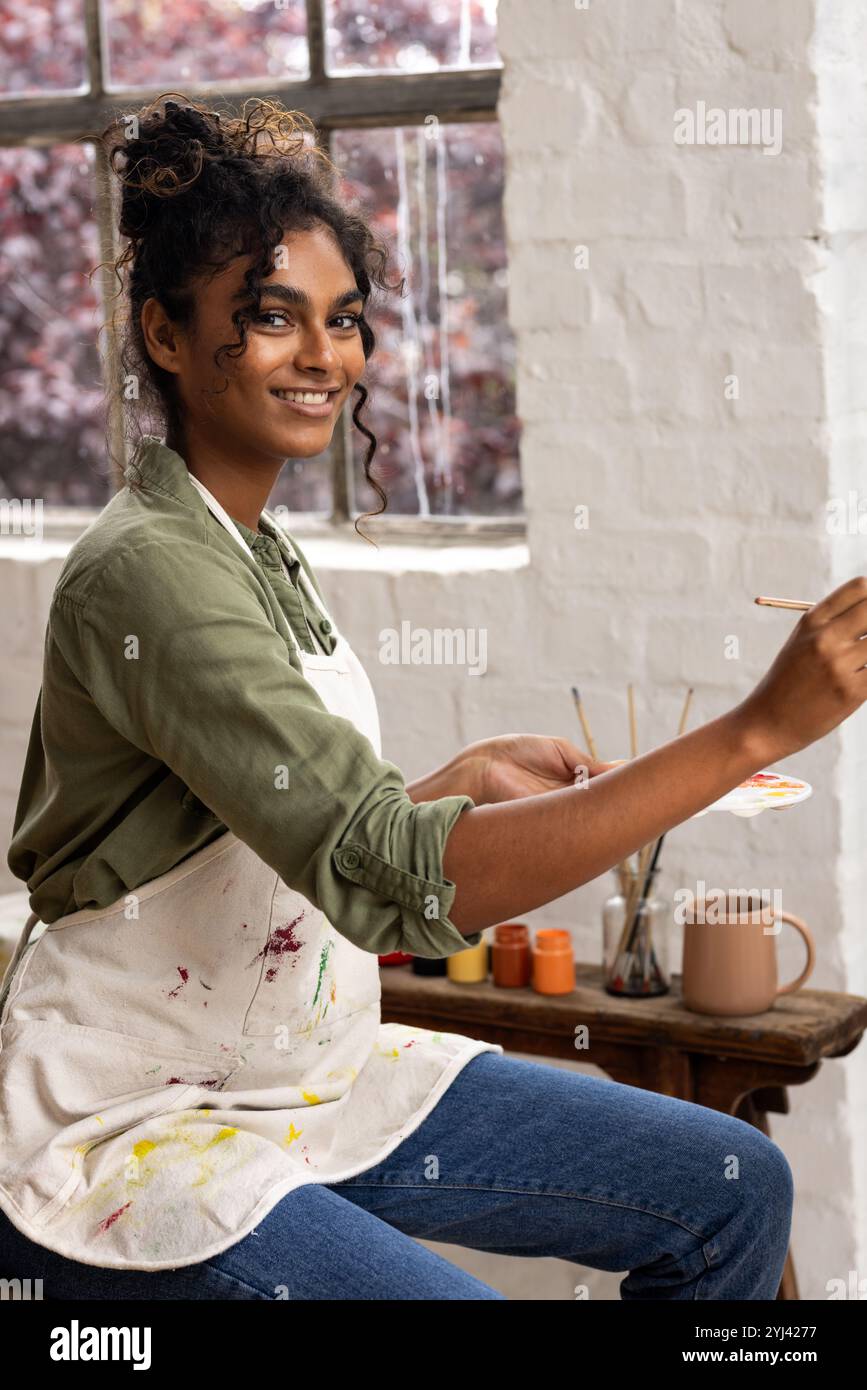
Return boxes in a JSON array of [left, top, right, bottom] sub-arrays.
[[145, 222, 367, 465]]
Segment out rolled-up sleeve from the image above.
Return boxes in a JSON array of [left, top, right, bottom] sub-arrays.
[[52, 539, 481, 958]]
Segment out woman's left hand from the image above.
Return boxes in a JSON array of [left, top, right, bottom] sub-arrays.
[[454, 734, 619, 805]]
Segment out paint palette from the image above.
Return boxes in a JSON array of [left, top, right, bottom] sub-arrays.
[[692, 770, 812, 819]]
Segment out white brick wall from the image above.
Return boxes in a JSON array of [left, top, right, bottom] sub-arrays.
[[814, 0, 867, 1303], [1, 0, 864, 1301]]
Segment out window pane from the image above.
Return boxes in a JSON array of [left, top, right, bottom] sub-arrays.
[[0, 145, 110, 506], [103, 0, 309, 90], [325, 0, 500, 74], [0, 0, 87, 96], [332, 123, 519, 517]]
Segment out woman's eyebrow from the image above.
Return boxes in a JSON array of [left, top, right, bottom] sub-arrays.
[[256, 283, 365, 311]]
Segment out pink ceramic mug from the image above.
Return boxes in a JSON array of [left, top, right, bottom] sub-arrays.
[[681, 892, 815, 1016]]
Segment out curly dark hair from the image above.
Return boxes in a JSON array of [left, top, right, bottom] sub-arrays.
[[100, 93, 403, 531]]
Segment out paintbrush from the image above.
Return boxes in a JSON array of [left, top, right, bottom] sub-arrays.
[[611, 834, 668, 993], [755, 596, 814, 611], [611, 687, 694, 989], [570, 685, 599, 761], [625, 683, 639, 882], [609, 833, 667, 992], [621, 687, 693, 928]]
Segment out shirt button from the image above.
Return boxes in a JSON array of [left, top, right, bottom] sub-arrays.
[[319, 619, 332, 635], [342, 849, 360, 869]]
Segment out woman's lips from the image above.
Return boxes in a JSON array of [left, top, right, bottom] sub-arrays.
[[270, 390, 337, 419]]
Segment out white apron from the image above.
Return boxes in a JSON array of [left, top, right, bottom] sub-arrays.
[[0, 477, 502, 1271]]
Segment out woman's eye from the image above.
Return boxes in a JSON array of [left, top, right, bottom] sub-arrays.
[[256, 310, 360, 330], [257, 310, 292, 328]]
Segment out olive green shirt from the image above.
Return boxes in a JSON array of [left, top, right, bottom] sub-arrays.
[[7, 436, 480, 957]]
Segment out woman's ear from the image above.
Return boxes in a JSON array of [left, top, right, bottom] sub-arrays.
[[141, 297, 182, 375]]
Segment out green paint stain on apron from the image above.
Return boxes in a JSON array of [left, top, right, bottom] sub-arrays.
[[311, 938, 333, 1008]]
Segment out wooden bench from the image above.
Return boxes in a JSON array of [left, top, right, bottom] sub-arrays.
[[381, 961, 867, 1300]]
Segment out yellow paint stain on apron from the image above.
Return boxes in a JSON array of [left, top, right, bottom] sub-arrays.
[[189, 1132, 239, 1192], [66, 1125, 243, 1209], [325, 1065, 358, 1083]]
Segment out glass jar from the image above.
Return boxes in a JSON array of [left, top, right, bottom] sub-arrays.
[[602, 865, 670, 996]]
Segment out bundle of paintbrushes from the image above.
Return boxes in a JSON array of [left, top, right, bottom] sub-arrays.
[[571, 683, 694, 996]]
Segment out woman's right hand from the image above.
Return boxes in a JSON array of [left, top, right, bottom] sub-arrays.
[[734, 574, 867, 762]]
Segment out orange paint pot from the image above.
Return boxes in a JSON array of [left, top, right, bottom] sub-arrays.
[[532, 929, 576, 995], [491, 923, 532, 987]]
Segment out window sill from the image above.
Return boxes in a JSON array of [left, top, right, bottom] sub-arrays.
[[0, 512, 530, 575]]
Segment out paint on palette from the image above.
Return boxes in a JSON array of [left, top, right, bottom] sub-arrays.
[[696, 770, 812, 818]]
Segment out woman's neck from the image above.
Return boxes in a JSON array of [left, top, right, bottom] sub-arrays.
[[172, 435, 283, 531]]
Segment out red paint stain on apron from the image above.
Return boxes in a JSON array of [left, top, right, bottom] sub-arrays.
[[164, 1076, 223, 1089], [252, 912, 305, 982], [167, 966, 189, 1000], [96, 1201, 132, 1234]]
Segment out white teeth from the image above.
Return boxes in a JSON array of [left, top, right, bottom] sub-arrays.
[[273, 389, 329, 404]]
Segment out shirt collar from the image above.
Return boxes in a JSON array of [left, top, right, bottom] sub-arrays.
[[234, 513, 300, 570], [124, 435, 299, 566], [124, 435, 194, 500]]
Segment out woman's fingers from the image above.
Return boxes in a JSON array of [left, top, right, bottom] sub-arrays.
[[803, 574, 867, 626], [833, 595, 867, 650]]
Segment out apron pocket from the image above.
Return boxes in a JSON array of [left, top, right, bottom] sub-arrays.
[[242, 886, 380, 1038], [241, 901, 336, 1037], [0, 1018, 241, 1226]]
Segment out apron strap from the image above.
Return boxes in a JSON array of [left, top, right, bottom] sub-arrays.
[[261, 508, 338, 632], [187, 474, 305, 655], [187, 472, 256, 560], [187, 472, 341, 656]]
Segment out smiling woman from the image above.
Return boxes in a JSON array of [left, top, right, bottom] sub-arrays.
[[106, 96, 395, 532]]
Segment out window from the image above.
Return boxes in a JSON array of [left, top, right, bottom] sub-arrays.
[[0, 0, 520, 532]]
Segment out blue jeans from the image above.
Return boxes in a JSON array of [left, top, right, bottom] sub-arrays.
[[0, 1052, 793, 1299]]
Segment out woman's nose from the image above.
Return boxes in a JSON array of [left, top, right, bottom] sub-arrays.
[[295, 324, 340, 368]]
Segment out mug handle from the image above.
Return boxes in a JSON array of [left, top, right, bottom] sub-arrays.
[[775, 911, 815, 997]]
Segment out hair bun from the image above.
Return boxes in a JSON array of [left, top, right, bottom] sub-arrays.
[[106, 95, 228, 238], [160, 99, 224, 151]]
